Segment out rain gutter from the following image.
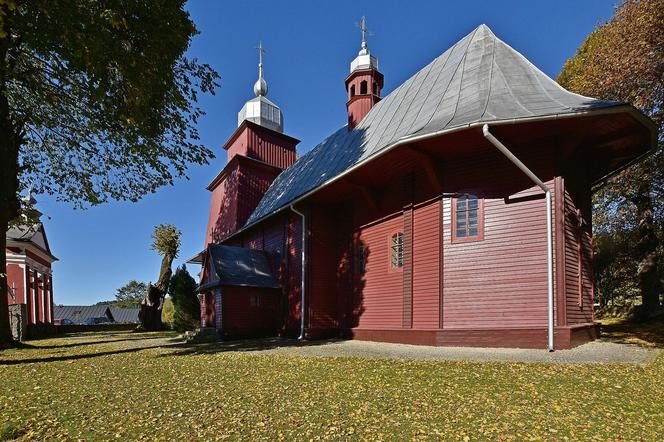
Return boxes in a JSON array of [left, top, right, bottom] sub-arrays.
[[290, 204, 306, 340], [482, 124, 555, 352]]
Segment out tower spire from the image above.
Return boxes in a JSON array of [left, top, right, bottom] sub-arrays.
[[253, 41, 268, 96], [239, 40, 283, 132], [356, 16, 371, 54]]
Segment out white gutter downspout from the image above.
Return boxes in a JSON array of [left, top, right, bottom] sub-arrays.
[[482, 124, 555, 352], [290, 205, 306, 340]]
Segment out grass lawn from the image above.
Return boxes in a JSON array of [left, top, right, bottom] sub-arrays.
[[0, 330, 663, 441]]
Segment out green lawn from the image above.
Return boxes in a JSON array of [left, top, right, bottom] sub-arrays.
[[0, 331, 663, 441]]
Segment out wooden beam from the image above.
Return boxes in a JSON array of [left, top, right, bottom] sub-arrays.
[[343, 178, 380, 212], [406, 147, 443, 194]]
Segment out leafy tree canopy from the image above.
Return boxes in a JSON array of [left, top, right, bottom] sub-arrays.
[[114, 280, 148, 308], [3, 0, 219, 212], [0, 0, 218, 344], [558, 0, 663, 313]]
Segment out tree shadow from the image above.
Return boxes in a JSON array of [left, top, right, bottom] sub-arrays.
[[19, 335, 169, 350], [0, 342, 171, 366], [163, 336, 343, 357], [600, 318, 664, 348]]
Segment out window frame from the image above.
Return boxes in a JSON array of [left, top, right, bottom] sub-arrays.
[[388, 231, 405, 271], [354, 243, 366, 275], [451, 192, 484, 243]]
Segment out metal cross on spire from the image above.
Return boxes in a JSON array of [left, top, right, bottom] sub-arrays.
[[355, 16, 372, 51], [255, 40, 266, 78]]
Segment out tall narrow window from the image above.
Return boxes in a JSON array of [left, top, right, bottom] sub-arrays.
[[360, 80, 368, 95], [390, 232, 404, 269], [355, 244, 366, 274], [350, 84, 356, 97], [452, 194, 484, 242]]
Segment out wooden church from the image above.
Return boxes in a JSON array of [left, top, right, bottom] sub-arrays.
[[191, 23, 656, 350]]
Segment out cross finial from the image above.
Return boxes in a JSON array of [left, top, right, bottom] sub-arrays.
[[255, 41, 266, 78], [355, 16, 372, 50]]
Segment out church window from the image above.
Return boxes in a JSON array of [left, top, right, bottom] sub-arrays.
[[390, 232, 404, 269], [373, 82, 378, 95], [355, 244, 366, 274], [350, 85, 356, 97], [452, 193, 484, 242], [360, 80, 368, 95]]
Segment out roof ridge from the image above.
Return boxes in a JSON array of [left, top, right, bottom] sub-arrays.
[[240, 24, 628, 231]]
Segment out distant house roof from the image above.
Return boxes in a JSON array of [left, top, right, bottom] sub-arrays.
[[243, 23, 650, 230], [109, 307, 140, 324], [54, 305, 112, 324], [200, 244, 280, 291]]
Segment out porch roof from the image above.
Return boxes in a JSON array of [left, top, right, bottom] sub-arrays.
[[199, 244, 280, 291]]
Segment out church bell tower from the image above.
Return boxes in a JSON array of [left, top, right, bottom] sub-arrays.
[[204, 42, 299, 246], [345, 16, 383, 130]]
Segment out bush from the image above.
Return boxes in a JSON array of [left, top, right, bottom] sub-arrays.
[[169, 265, 200, 332]]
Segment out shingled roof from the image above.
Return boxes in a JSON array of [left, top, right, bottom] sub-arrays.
[[244, 24, 631, 229]]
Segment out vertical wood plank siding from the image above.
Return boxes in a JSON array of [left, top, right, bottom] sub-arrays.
[[354, 215, 404, 328], [412, 201, 441, 328], [308, 207, 341, 332], [402, 205, 414, 328], [563, 186, 594, 324]]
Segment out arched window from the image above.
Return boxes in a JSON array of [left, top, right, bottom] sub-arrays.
[[452, 193, 484, 242], [390, 232, 404, 269], [350, 84, 356, 97], [372, 82, 378, 95], [360, 80, 368, 95]]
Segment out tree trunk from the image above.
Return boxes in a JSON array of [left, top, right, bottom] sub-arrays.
[[0, 16, 21, 347], [633, 181, 662, 316], [138, 252, 174, 331]]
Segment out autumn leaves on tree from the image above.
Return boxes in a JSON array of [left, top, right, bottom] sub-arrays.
[[558, 0, 664, 316]]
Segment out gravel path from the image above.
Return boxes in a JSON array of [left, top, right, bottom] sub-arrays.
[[253, 338, 659, 365]]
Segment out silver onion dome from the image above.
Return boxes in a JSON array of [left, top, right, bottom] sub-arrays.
[[253, 76, 268, 96], [238, 41, 283, 133]]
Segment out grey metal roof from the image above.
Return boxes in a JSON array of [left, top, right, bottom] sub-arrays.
[[202, 244, 280, 290], [245, 24, 621, 227], [54, 305, 112, 324], [109, 307, 140, 324]]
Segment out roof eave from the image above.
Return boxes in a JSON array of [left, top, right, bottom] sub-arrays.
[[226, 105, 655, 242]]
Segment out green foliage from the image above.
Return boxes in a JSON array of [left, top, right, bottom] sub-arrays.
[[168, 265, 199, 332], [114, 280, 147, 308], [0, 331, 662, 439], [161, 297, 174, 325], [6, 0, 219, 206], [558, 0, 664, 313], [151, 224, 181, 258]]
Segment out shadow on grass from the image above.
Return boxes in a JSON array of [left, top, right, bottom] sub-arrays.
[[164, 336, 343, 357], [600, 317, 664, 348], [19, 335, 171, 350], [0, 343, 173, 366]]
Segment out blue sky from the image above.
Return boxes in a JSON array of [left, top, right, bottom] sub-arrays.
[[40, 0, 618, 305]]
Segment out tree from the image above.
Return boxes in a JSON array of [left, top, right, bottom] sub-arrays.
[[169, 264, 199, 332], [138, 224, 180, 331], [0, 1, 219, 345], [161, 297, 174, 325], [114, 280, 147, 308], [558, 0, 664, 315]]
